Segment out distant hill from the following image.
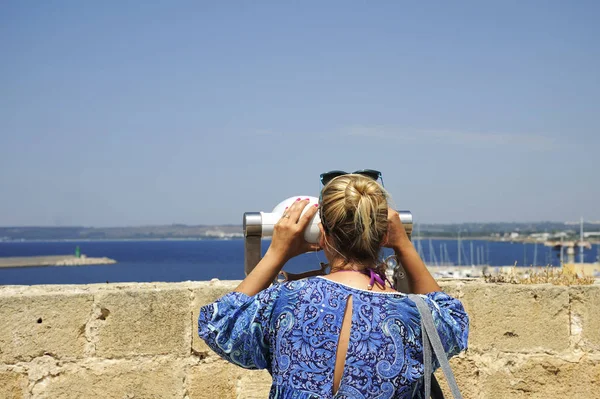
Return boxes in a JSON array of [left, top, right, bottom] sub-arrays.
[[1, 221, 599, 241], [0, 225, 243, 240], [416, 221, 600, 238]]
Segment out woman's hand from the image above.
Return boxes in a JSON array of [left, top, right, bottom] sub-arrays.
[[384, 207, 441, 293], [384, 207, 411, 252], [265, 198, 321, 263]]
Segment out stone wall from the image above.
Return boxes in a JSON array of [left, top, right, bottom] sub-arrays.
[[0, 280, 598, 399]]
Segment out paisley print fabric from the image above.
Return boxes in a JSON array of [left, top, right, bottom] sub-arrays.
[[198, 277, 469, 399]]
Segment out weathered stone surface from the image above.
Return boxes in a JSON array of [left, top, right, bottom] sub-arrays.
[[30, 359, 184, 399], [238, 369, 272, 399], [570, 286, 600, 350], [461, 284, 570, 352], [1, 280, 598, 399], [0, 293, 93, 363], [192, 282, 239, 357], [0, 371, 27, 399], [435, 354, 480, 399], [187, 360, 240, 399], [438, 281, 465, 300], [481, 356, 600, 399], [94, 288, 190, 358], [26, 355, 62, 384]]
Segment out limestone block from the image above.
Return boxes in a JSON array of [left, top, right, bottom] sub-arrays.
[[187, 360, 240, 399], [481, 356, 600, 399], [0, 371, 27, 399], [0, 293, 93, 363], [192, 283, 239, 357], [461, 284, 570, 352], [94, 288, 189, 358], [238, 369, 272, 399], [438, 281, 464, 299], [570, 286, 600, 351], [434, 354, 480, 399], [31, 359, 184, 399]]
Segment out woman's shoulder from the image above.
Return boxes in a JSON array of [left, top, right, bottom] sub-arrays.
[[275, 275, 335, 290], [276, 277, 414, 308], [278, 277, 462, 303], [270, 276, 356, 306], [272, 276, 331, 298]]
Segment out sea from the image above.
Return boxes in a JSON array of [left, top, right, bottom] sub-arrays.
[[0, 239, 598, 286]]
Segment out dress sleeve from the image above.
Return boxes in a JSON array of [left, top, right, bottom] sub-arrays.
[[198, 287, 279, 370], [423, 291, 469, 359]]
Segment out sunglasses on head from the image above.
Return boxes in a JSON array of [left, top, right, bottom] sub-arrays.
[[320, 169, 384, 187]]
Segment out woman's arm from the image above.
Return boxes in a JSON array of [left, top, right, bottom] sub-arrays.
[[234, 198, 320, 296], [385, 208, 441, 294]]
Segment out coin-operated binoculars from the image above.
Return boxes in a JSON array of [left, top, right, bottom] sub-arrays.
[[243, 196, 413, 291]]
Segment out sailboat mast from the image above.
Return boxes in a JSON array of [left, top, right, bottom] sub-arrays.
[[429, 239, 439, 266], [458, 230, 461, 266], [416, 224, 424, 260], [444, 243, 450, 266], [560, 235, 564, 265], [470, 241, 474, 266], [580, 217, 585, 264], [429, 239, 433, 265]]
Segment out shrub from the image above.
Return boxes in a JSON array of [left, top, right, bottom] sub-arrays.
[[483, 263, 595, 285]]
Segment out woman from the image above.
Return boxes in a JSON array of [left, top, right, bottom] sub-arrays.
[[198, 174, 469, 398]]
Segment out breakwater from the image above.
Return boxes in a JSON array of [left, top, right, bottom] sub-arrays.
[[0, 280, 599, 398], [0, 255, 116, 268]]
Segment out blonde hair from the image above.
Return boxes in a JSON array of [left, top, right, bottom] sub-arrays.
[[320, 174, 389, 268]]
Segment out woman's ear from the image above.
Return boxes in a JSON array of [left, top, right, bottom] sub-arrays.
[[318, 223, 326, 248]]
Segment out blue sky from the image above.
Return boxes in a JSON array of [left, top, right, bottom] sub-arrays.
[[1, 1, 598, 226]]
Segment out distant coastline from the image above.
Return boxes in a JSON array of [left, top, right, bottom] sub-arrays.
[[0, 237, 244, 242], [2, 238, 597, 245], [1, 222, 599, 244]]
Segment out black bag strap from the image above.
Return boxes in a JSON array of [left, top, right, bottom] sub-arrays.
[[408, 294, 463, 399]]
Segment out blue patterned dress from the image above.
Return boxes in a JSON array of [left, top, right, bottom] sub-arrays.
[[198, 277, 469, 399]]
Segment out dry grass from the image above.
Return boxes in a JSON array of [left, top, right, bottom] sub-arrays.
[[483, 262, 596, 286]]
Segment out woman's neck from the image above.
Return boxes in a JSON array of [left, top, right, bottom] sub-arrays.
[[329, 260, 375, 274], [324, 263, 394, 292]]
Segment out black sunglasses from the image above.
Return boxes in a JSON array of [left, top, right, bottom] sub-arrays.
[[320, 169, 384, 187]]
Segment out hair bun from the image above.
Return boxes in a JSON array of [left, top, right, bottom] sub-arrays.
[[320, 174, 389, 266], [347, 176, 379, 198]]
